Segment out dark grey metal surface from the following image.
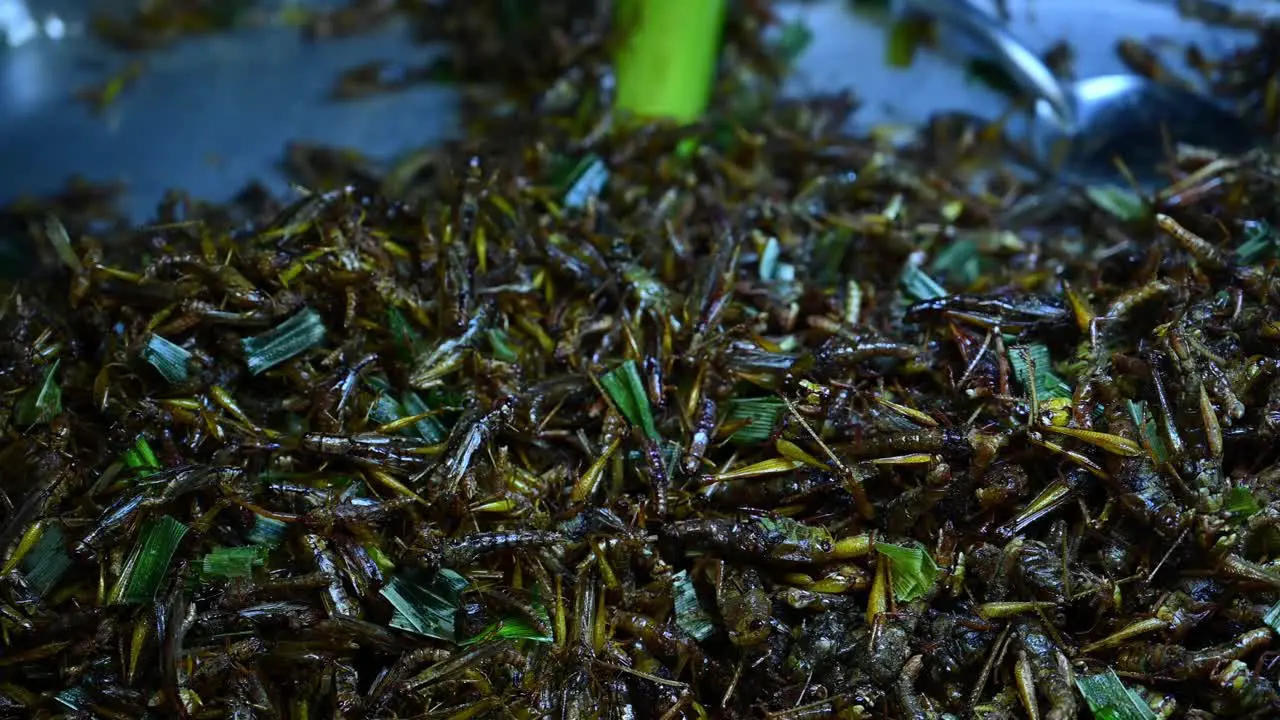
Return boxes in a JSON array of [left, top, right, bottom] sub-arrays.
[[781, 0, 1256, 129], [0, 0, 1261, 223], [886, 0, 1262, 186], [1, 0, 459, 221]]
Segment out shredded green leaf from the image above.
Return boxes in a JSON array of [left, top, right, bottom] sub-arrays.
[[387, 307, 424, 360], [1225, 486, 1262, 518], [201, 545, 267, 579], [1236, 220, 1278, 265], [22, 524, 72, 597], [759, 237, 781, 282], [930, 238, 982, 288], [368, 392, 403, 426], [875, 542, 938, 602], [900, 264, 948, 302], [1125, 400, 1169, 464], [242, 308, 328, 375], [672, 569, 715, 641], [461, 611, 554, 646], [122, 435, 160, 478], [1264, 600, 1280, 636], [141, 334, 191, 384], [54, 688, 89, 712], [15, 359, 62, 426], [400, 390, 448, 443], [812, 229, 851, 285], [381, 568, 469, 642], [600, 359, 659, 440], [1008, 344, 1072, 400], [109, 515, 189, 605], [487, 328, 518, 363], [675, 136, 701, 160], [770, 19, 813, 66], [369, 386, 447, 443], [134, 435, 159, 467], [725, 397, 784, 444], [366, 544, 395, 573], [563, 154, 609, 209], [1076, 668, 1158, 720], [247, 514, 288, 546], [1084, 185, 1148, 222], [42, 215, 83, 272]]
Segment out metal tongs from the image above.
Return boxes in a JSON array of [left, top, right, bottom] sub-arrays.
[[901, 0, 1261, 185]]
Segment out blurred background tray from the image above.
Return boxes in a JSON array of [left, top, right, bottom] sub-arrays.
[[0, 0, 1263, 222]]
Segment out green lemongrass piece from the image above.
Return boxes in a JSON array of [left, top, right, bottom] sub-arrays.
[[930, 238, 982, 288], [133, 436, 158, 468], [1085, 185, 1148, 222], [1075, 668, 1158, 720], [1125, 400, 1169, 463], [1008, 344, 1072, 400], [562, 154, 609, 209], [672, 569, 715, 641], [759, 237, 781, 281], [1225, 486, 1262, 518], [242, 308, 327, 375], [400, 390, 447, 443], [382, 568, 469, 642], [54, 688, 90, 712], [674, 136, 701, 160], [812, 229, 852, 285], [367, 392, 404, 426], [247, 514, 288, 546], [499, 615, 553, 643], [487, 328, 518, 363], [725, 397, 785, 445], [142, 334, 191, 384], [42, 215, 83, 272], [1237, 220, 1278, 264], [1264, 600, 1280, 636], [22, 524, 72, 597], [1124, 399, 1146, 436], [600, 359, 659, 440], [387, 307, 422, 347], [109, 515, 188, 605], [369, 387, 446, 444], [122, 435, 160, 478], [461, 613, 554, 646], [365, 372, 392, 394], [15, 359, 62, 426], [201, 546, 267, 579], [900, 264, 947, 302], [366, 544, 396, 573], [874, 542, 939, 602], [387, 307, 425, 361], [1238, 237, 1275, 265], [614, 0, 727, 123]]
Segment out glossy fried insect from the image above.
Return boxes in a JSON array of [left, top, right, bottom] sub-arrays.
[[662, 514, 872, 566], [905, 294, 1071, 330]]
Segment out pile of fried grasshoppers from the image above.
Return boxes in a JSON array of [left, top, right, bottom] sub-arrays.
[[5, 1, 1280, 718]]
